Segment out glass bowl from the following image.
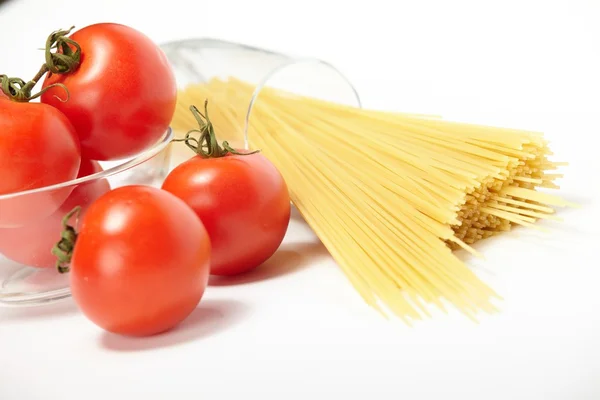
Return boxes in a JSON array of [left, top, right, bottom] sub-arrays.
[[0, 37, 361, 308], [0, 129, 173, 307]]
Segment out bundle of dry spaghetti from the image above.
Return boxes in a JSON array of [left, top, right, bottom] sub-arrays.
[[171, 76, 572, 323]]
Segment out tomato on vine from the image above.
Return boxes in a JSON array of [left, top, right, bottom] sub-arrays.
[[162, 101, 291, 277], [53, 185, 211, 337], [40, 24, 177, 161]]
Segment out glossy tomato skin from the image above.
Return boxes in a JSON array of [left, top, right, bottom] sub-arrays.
[[70, 185, 211, 337], [0, 98, 81, 227], [40, 23, 177, 161], [0, 159, 110, 268], [162, 152, 291, 276]]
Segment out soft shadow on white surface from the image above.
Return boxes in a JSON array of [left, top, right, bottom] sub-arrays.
[[208, 241, 328, 286], [98, 299, 248, 352], [560, 194, 594, 208]]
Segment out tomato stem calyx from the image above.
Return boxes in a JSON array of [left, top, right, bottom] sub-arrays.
[[52, 206, 81, 274], [173, 100, 260, 158], [44, 26, 81, 75]]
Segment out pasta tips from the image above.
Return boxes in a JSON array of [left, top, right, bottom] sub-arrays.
[[171, 77, 570, 322]]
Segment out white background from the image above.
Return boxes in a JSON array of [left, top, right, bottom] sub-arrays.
[[1, 0, 600, 399]]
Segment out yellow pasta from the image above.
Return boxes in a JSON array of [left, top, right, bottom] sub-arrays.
[[170, 77, 571, 323]]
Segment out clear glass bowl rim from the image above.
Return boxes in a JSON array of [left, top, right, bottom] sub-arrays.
[[0, 128, 174, 200]]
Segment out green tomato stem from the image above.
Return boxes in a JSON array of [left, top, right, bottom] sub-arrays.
[[52, 206, 81, 274], [172, 100, 260, 158], [44, 26, 81, 75], [0, 26, 79, 102]]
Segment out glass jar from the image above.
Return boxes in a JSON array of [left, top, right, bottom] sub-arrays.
[[0, 130, 173, 306], [161, 38, 362, 164]]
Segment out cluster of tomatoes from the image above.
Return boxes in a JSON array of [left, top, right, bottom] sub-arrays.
[[0, 23, 291, 337]]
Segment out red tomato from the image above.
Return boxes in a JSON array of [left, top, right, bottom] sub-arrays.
[[0, 98, 81, 227], [40, 23, 177, 161], [0, 159, 110, 268], [162, 151, 291, 276], [68, 185, 211, 337]]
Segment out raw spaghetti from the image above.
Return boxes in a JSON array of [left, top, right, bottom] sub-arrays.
[[170, 77, 572, 323]]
